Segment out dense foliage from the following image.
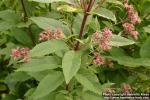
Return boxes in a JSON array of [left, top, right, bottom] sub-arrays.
[[0, 0, 150, 100]]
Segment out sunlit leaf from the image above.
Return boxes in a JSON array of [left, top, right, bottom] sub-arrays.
[[62, 50, 81, 84]]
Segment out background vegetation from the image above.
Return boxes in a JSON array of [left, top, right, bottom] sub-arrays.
[[0, 0, 150, 100]]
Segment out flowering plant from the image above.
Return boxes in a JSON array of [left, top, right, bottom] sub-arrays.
[[0, 0, 150, 99]]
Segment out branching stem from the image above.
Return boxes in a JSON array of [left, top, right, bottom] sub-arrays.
[[21, 0, 28, 22], [74, 0, 95, 50], [21, 0, 36, 46]]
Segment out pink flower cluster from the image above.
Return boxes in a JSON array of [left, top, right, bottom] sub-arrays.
[[92, 27, 112, 51], [123, 22, 138, 40], [123, 0, 141, 40], [123, 84, 131, 93], [91, 32, 101, 44], [124, 0, 141, 24], [39, 28, 64, 41], [93, 52, 105, 66], [99, 27, 112, 51], [102, 27, 112, 40], [103, 88, 115, 93], [122, 23, 134, 32], [11, 47, 30, 63]]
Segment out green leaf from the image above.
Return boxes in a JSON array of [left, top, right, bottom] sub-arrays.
[[28, 70, 52, 81], [141, 1, 150, 16], [88, 17, 100, 31], [0, 84, 7, 91], [102, 21, 114, 31], [0, 10, 20, 32], [0, 21, 15, 31], [0, 42, 16, 59], [109, 35, 135, 46], [26, 89, 56, 100], [17, 21, 32, 28], [109, 56, 150, 68], [0, 10, 20, 22], [30, 17, 70, 35], [62, 50, 81, 84], [29, 0, 72, 4], [106, 0, 123, 6], [11, 72, 31, 82], [73, 14, 83, 34], [25, 88, 36, 98], [75, 68, 101, 94], [57, 5, 81, 12], [2, 94, 17, 100], [17, 56, 59, 72], [26, 88, 56, 100], [30, 17, 60, 30], [140, 37, 150, 58], [72, 14, 91, 34], [11, 28, 33, 47], [55, 93, 67, 100], [30, 40, 69, 57], [36, 92, 56, 100], [91, 8, 116, 22], [5, 75, 17, 93], [109, 47, 126, 57], [32, 71, 64, 99], [0, 36, 7, 46], [143, 25, 150, 33], [81, 91, 103, 100]]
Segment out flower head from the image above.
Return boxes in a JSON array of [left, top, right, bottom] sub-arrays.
[[125, 4, 134, 13], [39, 29, 53, 41], [122, 1, 140, 40], [39, 28, 64, 41], [91, 27, 113, 51], [11, 48, 21, 60], [11, 47, 30, 63], [130, 31, 138, 40], [123, 23, 135, 32], [99, 27, 112, 51], [123, 84, 131, 93], [129, 12, 141, 24], [91, 32, 101, 43], [122, 22, 139, 40], [53, 28, 64, 39], [23, 55, 30, 63], [93, 52, 105, 65], [20, 48, 30, 56], [102, 27, 112, 40], [124, 1, 141, 25], [103, 88, 115, 93], [99, 39, 111, 51]]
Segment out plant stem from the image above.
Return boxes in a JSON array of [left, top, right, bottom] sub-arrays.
[[49, 3, 52, 12], [74, 14, 88, 50], [21, 0, 28, 22], [74, 0, 94, 50], [28, 25, 36, 46], [21, 0, 36, 46], [66, 83, 71, 92]]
